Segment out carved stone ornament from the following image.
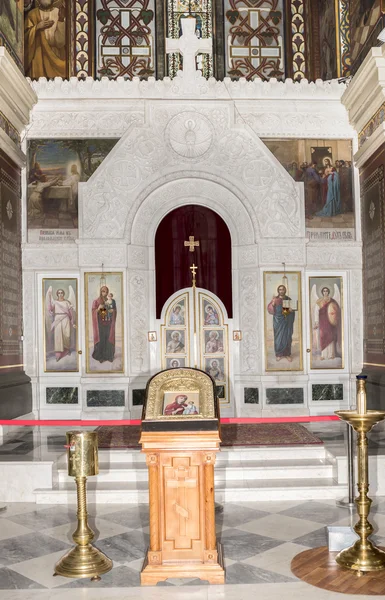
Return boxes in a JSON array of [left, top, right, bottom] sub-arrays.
[[144, 369, 215, 421], [80, 104, 302, 242]]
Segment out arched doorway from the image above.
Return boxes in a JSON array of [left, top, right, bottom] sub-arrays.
[[155, 205, 232, 318]]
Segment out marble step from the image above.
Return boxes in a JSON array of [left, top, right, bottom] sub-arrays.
[[56, 458, 334, 483], [90, 445, 327, 464], [34, 477, 347, 504]]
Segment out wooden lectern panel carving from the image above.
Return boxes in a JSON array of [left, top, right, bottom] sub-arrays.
[[163, 456, 201, 559]]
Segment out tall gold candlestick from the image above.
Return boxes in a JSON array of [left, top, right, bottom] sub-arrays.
[[356, 375, 367, 415], [335, 406, 385, 573]]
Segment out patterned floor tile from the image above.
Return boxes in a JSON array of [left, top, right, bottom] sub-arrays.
[[0, 532, 70, 566], [215, 503, 269, 528], [218, 528, 283, 561], [279, 501, 348, 525], [225, 562, 296, 585], [8, 507, 77, 531], [99, 507, 150, 530], [59, 565, 140, 588], [292, 526, 328, 548], [41, 517, 133, 545], [243, 542, 308, 578], [95, 530, 149, 563], [9, 550, 72, 589], [0, 519, 35, 541], [0, 567, 45, 590], [237, 514, 321, 541]]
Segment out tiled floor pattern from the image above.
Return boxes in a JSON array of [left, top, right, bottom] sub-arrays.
[[0, 498, 384, 597]]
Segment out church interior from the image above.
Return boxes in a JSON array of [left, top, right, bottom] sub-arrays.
[[1, 0, 385, 597]]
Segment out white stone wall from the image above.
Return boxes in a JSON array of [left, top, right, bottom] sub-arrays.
[[23, 76, 362, 418]]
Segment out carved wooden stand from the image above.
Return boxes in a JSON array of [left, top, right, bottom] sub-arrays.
[[140, 430, 225, 585]]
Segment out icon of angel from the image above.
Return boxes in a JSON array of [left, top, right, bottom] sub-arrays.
[[311, 282, 342, 362], [45, 285, 77, 362], [170, 303, 185, 325]]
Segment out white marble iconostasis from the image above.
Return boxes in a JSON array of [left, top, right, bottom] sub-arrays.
[[22, 77, 363, 419]]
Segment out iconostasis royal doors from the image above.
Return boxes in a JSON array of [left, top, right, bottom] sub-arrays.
[[161, 290, 230, 405]]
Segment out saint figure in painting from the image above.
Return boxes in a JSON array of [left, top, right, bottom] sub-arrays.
[[164, 394, 188, 416], [205, 331, 223, 354], [28, 176, 61, 219], [313, 285, 341, 361], [183, 401, 198, 415], [92, 285, 116, 363], [46, 286, 76, 361], [204, 304, 219, 325], [206, 359, 224, 382], [166, 331, 185, 353], [316, 167, 341, 217], [25, 0, 66, 79], [267, 285, 295, 363]]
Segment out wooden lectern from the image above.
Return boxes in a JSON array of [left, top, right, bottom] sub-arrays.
[[140, 367, 225, 585]]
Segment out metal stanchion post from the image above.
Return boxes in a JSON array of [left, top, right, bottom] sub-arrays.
[[336, 422, 355, 510]]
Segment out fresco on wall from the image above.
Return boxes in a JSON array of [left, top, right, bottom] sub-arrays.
[[27, 139, 118, 242], [0, 0, 24, 68], [24, 0, 68, 79], [318, 0, 338, 80], [262, 138, 355, 241], [350, 0, 383, 65]]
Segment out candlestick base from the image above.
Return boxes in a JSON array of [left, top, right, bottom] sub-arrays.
[[336, 540, 385, 573]]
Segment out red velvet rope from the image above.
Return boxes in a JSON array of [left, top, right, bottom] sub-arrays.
[[0, 416, 339, 426]]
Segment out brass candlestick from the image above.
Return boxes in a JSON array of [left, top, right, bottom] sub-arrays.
[[335, 407, 385, 573], [54, 431, 113, 581]]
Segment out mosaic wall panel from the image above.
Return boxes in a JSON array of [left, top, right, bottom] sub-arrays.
[[350, 0, 384, 70], [312, 384, 343, 401], [224, 0, 285, 80], [339, 0, 351, 76], [288, 0, 307, 80], [87, 390, 125, 407], [46, 387, 79, 404], [266, 388, 304, 404], [96, 0, 156, 79], [167, 0, 213, 79]]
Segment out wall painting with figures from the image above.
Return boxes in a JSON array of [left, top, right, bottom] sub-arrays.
[[0, 0, 24, 69], [24, 0, 69, 79], [264, 272, 302, 372], [43, 278, 78, 372], [85, 273, 124, 374], [27, 139, 118, 243], [262, 139, 355, 241], [309, 276, 344, 370]]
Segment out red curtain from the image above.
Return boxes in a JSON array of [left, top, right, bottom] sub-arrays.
[[155, 205, 232, 318]]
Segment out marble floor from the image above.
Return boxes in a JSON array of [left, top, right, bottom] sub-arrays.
[[0, 498, 385, 598]]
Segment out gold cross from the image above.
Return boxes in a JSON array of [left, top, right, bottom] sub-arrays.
[[184, 235, 200, 253], [190, 263, 197, 289]]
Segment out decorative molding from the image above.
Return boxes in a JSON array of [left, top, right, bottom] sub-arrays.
[[129, 271, 149, 375], [0, 48, 37, 134], [128, 246, 148, 269], [238, 246, 258, 268], [260, 243, 305, 265], [239, 270, 260, 374], [359, 102, 385, 148], [0, 111, 20, 146], [350, 269, 364, 373], [79, 105, 302, 243], [22, 271, 36, 377], [30, 75, 346, 100], [79, 246, 127, 267], [288, 0, 307, 81], [22, 246, 79, 270], [306, 244, 362, 268], [29, 109, 144, 138]]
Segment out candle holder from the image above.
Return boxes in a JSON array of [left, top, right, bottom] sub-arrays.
[[334, 409, 385, 573]]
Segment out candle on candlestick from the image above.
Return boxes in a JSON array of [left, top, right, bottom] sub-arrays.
[[356, 375, 367, 415]]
